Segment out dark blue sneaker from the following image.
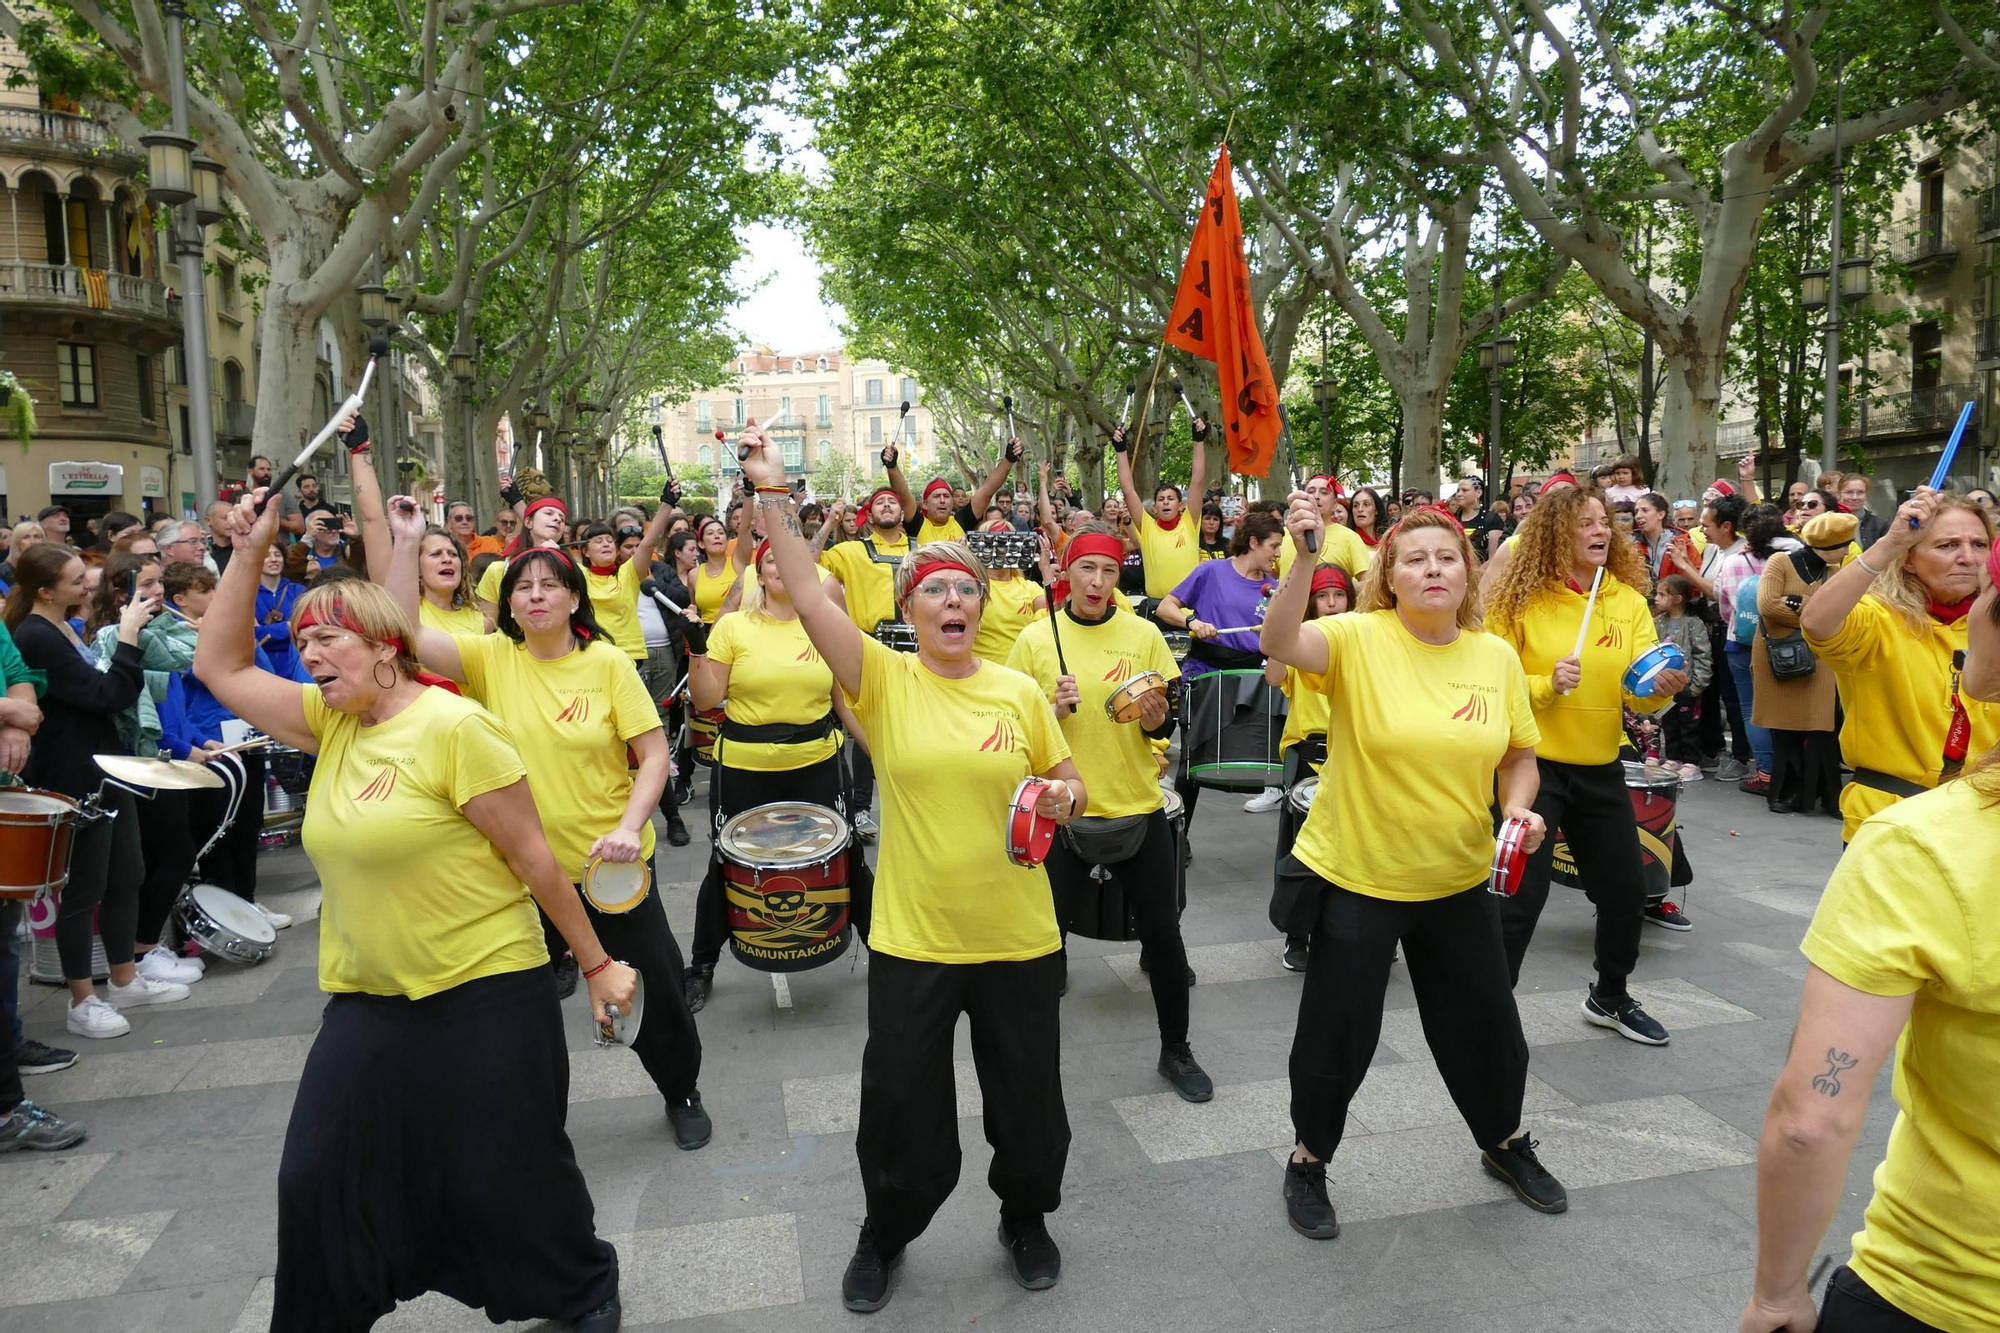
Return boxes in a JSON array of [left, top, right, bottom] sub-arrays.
[[1583, 984, 1670, 1045]]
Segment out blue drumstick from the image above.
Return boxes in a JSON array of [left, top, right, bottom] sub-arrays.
[[1912, 401, 1976, 527]]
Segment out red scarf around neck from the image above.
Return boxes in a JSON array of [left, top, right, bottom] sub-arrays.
[[1927, 595, 1974, 625]]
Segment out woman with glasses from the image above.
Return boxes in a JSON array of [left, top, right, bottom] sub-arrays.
[[737, 425, 1086, 1313]]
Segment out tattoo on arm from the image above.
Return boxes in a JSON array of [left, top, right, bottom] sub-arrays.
[[1811, 1048, 1859, 1097]]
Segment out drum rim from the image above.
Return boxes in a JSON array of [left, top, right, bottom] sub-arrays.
[[184, 881, 279, 942], [1286, 777, 1319, 811], [582, 856, 652, 911], [718, 802, 853, 866], [0, 788, 80, 818]]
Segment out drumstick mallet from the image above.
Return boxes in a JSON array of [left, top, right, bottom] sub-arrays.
[[1113, 382, 1136, 448], [256, 334, 388, 514], [1910, 400, 1975, 527], [1277, 404, 1319, 556], [1169, 378, 1196, 425], [1003, 393, 1016, 444], [1558, 565, 1606, 696]]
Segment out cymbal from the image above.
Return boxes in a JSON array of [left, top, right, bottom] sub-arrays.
[[94, 754, 226, 791]]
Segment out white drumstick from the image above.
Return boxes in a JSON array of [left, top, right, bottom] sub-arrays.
[[1558, 566, 1605, 696]]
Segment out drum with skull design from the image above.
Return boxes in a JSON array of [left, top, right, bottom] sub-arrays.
[[718, 802, 853, 972]]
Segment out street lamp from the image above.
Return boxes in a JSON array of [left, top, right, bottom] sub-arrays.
[[140, 132, 196, 205], [191, 155, 226, 226], [1313, 374, 1338, 477], [1479, 334, 1519, 501], [450, 348, 475, 512], [356, 283, 388, 329]]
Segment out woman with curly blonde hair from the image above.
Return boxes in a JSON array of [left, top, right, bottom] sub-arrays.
[[1485, 485, 1687, 1045], [1802, 487, 2000, 842]]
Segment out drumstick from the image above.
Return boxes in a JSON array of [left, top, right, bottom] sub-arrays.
[[1911, 400, 1975, 527], [1558, 565, 1605, 696], [257, 334, 388, 514], [209, 736, 274, 756]]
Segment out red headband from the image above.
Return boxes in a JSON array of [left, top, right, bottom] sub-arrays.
[[923, 478, 952, 500], [1543, 472, 1579, 492], [902, 559, 979, 601], [510, 545, 576, 572], [295, 601, 403, 655], [1062, 533, 1126, 570], [1307, 474, 1345, 499], [866, 487, 899, 511], [522, 496, 568, 522], [753, 538, 771, 568], [1311, 565, 1351, 596], [1379, 504, 1465, 551]]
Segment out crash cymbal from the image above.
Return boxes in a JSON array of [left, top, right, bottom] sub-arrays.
[[94, 754, 226, 791]]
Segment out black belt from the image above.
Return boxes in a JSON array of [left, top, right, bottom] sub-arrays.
[[1187, 639, 1262, 672], [719, 713, 838, 745], [1851, 768, 1926, 799]]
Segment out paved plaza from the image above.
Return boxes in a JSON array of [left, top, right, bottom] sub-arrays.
[[1, 779, 1886, 1332]]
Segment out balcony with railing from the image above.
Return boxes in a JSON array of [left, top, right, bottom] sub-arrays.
[[0, 107, 140, 166], [1978, 317, 2000, 371], [0, 261, 174, 323], [218, 399, 256, 442], [1977, 185, 2000, 245], [1896, 219, 1957, 277], [1839, 383, 1975, 440]]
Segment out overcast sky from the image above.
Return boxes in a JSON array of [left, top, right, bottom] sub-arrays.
[[728, 220, 845, 352]]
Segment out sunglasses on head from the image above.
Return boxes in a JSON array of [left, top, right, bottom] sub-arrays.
[[617, 527, 643, 539]]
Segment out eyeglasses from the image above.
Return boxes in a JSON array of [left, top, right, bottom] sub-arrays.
[[912, 579, 983, 601], [617, 527, 643, 539]]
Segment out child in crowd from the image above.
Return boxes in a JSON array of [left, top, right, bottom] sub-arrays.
[[1603, 455, 1649, 506], [1650, 574, 1714, 781]]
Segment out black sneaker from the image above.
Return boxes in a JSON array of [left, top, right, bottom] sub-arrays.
[[997, 1215, 1061, 1290], [573, 1292, 621, 1332], [14, 1038, 78, 1075], [667, 1092, 712, 1150], [1281, 937, 1308, 973], [685, 964, 713, 1014], [1582, 984, 1670, 1045], [665, 814, 690, 847], [1157, 1042, 1214, 1103], [841, 1222, 902, 1313], [0, 1100, 87, 1152], [1643, 900, 1693, 932], [1282, 1156, 1338, 1239], [672, 777, 695, 808], [1481, 1133, 1569, 1213], [553, 953, 580, 1000]]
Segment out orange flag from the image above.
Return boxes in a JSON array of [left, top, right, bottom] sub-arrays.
[[1164, 146, 1281, 477]]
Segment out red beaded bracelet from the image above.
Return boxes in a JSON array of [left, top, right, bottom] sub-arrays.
[[581, 956, 616, 980]]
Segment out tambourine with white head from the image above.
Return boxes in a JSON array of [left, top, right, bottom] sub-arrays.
[[582, 856, 651, 914], [1103, 670, 1169, 724], [1490, 816, 1532, 897], [1006, 778, 1059, 867]]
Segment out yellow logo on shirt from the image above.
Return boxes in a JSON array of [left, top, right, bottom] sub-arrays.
[[354, 765, 399, 801], [556, 694, 592, 723], [978, 715, 1021, 753], [1450, 692, 1490, 725]]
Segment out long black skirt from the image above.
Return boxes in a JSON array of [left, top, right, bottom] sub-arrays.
[[274, 965, 617, 1331]]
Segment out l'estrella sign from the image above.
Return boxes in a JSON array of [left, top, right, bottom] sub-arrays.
[[141, 466, 165, 498], [49, 462, 125, 494]]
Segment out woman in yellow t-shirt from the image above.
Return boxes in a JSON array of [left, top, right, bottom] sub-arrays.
[[1801, 487, 1998, 842], [1008, 524, 1208, 1102], [1263, 563, 1351, 972], [391, 505, 712, 1152], [972, 517, 1050, 666], [1260, 501, 1565, 1241], [690, 513, 748, 624], [192, 491, 634, 1332], [681, 537, 870, 1012], [1742, 578, 2000, 1332], [474, 494, 569, 620], [410, 525, 486, 638], [575, 499, 673, 661], [737, 424, 1085, 1312], [1485, 486, 1683, 1043]]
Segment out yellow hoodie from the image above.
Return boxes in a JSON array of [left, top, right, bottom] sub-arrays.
[[1491, 573, 1671, 766]]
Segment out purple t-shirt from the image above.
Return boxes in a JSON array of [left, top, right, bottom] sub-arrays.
[[1170, 559, 1273, 674]]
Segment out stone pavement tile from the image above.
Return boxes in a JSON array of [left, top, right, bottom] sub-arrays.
[[64, 1132, 284, 1221], [1103, 940, 1289, 991], [1523, 1023, 1775, 1104], [566, 1047, 672, 1105], [226, 1277, 273, 1333], [166, 960, 288, 1011], [118, 1202, 279, 1288], [0, 1210, 173, 1306], [1345, 1061, 1573, 1136], [15, 1046, 207, 1105], [1113, 1077, 1367, 1165], [783, 1058, 981, 1135], [175, 1033, 317, 1091], [1373, 977, 1755, 1061], [1722, 939, 1812, 981], [1738, 885, 1826, 919], [0, 1278, 257, 1333], [619, 1212, 805, 1323], [1478, 1173, 1760, 1299], [22, 1084, 291, 1156], [1371, 1274, 1739, 1333], [0, 1151, 112, 1224]]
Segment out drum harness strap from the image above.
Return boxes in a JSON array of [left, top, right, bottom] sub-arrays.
[[1187, 639, 1263, 673], [719, 712, 839, 746], [1851, 768, 1926, 800]]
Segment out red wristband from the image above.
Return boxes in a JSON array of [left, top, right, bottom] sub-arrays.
[[581, 956, 615, 980]]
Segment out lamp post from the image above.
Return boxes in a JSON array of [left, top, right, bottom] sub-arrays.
[[1479, 333, 1519, 502], [1807, 57, 1877, 477], [142, 0, 218, 511], [1314, 300, 1339, 477], [449, 346, 474, 514]]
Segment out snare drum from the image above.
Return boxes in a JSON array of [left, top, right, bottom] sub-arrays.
[[873, 621, 920, 653], [1006, 779, 1058, 867], [717, 803, 852, 972], [1551, 760, 1681, 899], [1180, 668, 1286, 790], [176, 882, 277, 964], [1103, 670, 1168, 724], [0, 788, 81, 900], [688, 705, 726, 768]]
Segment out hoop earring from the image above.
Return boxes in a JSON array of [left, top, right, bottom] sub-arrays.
[[372, 660, 397, 690]]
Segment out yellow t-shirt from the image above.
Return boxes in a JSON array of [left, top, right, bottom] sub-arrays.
[[1007, 607, 1179, 819], [845, 636, 1070, 963], [1290, 610, 1539, 899], [1136, 509, 1200, 600], [300, 686, 545, 1000], [820, 532, 911, 633], [1276, 522, 1375, 581], [1808, 595, 2000, 842], [584, 560, 645, 659], [1279, 662, 1331, 772], [974, 574, 1046, 666], [476, 557, 506, 609], [706, 611, 841, 772], [1801, 777, 2000, 1332], [912, 514, 967, 545], [419, 598, 487, 639], [1489, 574, 1671, 766], [691, 560, 737, 625], [454, 635, 659, 879]]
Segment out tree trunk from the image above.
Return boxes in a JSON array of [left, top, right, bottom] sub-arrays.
[[1400, 386, 1445, 496], [248, 258, 329, 468], [1656, 354, 1723, 499]]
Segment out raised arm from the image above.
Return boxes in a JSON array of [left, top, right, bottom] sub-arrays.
[[739, 427, 865, 697], [341, 413, 394, 585], [1112, 426, 1145, 528], [1802, 490, 1931, 641], [1258, 492, 1331, 676], [191, 489, 315, 752], [384, 495, 467, 683], [969, 440, 1019, 516], [632, 480, 678, 573], [882, 440, 916, 523], [1187, 414, 1210, 503]]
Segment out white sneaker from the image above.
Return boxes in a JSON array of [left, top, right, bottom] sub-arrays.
[[1677, 763, 1704, 783], [1243, 786, 1286, 813], [107, 973, 191, 1008], [138, 945, 204, 985], [66, 994, 132, 1039], [254, 902, 293, 930]]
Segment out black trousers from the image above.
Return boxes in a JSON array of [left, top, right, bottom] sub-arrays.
[[857, 951, 1070, 1255], [1045, 808, 1189, 1045], [1501, 758, 1646, 1000], [1288, 869, 1529, 1160], [1815, 1267, 1945, 1332], [1660, 697, 1702, 765], [848, 743, 875, 814], [57, 785, 142, 981], [0, 902, 21, 1115], [136, 790, 198, 946], [274, 967, 617, 1331], [582, 859, 702, 1102], [1771, 728, 1843, 815]]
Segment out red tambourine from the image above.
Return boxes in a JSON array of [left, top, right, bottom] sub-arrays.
[[1006, 778, 1058, 868], [1490, 817, 1532, 897]]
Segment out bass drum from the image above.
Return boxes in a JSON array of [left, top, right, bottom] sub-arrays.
[[1551, 760, 1681, 901]]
